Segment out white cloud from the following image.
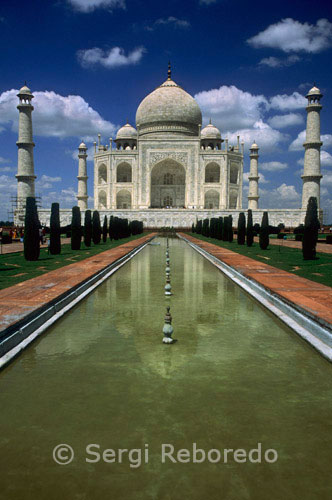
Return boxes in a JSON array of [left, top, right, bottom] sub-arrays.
[[146, 17, 190, 31], [0, 89, 117, 139], [247, 18, 332, 53], [322, 173, 332, 187], [0, 174, 18, 220], [259, 55, 300, 68], [0, 156, 11, 164], [258, 183, 301, 209], [321, 150, 332, 167], [268, 113, 304, 129], [77, 46, 146, 68], [225, 121, 287, 153], [195, 85, 268, 130], [269, 92, 306, 111], [0, 166, 14, 172], [36, 175, 62, 191], [289, 131, 332, 151], [71, 145, 95, 162], [260, 161, 288, 171], [67, 0, 125, 13]]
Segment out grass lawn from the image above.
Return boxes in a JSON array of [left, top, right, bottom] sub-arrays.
[[0, 234, 147, 290], [189, 233, 332, 288]]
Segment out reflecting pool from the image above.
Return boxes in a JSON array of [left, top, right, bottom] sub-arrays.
[[1, 237, 332, 499]]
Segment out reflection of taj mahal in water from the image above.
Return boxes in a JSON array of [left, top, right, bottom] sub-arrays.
[[15, 65, 324, 227], [92, 65, 244, 213]]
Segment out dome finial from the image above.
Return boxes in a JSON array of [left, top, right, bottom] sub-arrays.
[[168, 61, 171, 81], [209, 117, 212, 125]]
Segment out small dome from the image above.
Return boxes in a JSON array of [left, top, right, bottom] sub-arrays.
[[201, 122, 221, 139], [79, 141, 87, 149], [18, 84, 32, 95], [116, 123, 137, 140], [307, 85, 321, 95], [250, 142, 259, 149]]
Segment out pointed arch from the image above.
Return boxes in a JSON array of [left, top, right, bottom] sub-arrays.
[[204, 190, 220, 209], [116, 189, 132, 209]]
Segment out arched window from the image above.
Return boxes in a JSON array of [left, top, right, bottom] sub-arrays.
[[230, 165, 238, 184], [163, 196, 173, 207], [229, 192, 237, 209], [117, 162, 132, 183], [205, 163, 220, 183], [98, 190, 107, 209], [116, 190, 132, 209], [163, 173, 174, 185], [204, 190, 220, 209], [98, 164, 107, 184]]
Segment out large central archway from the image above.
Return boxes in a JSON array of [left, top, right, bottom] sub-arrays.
[[150, 159, 186, 208]]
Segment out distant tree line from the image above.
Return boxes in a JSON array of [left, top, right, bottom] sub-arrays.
[[22, 198, 144, 261], [191, 197, 320, 259]]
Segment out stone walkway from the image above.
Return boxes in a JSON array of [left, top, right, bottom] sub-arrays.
[[0, 238, 71, 255], [181, 233, 332, 328], [253, 236, 332, 254], [0, 234, 155, 334]]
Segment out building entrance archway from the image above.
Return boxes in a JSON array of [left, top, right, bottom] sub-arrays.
[[150, 159, 186, 208]]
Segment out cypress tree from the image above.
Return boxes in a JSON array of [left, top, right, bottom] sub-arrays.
[[228, 215, 233, 242], [24, 197, 40, 261], [202, 218, 210, 237], [109, 215, 114, 240], [92, 210, 101, 244], [222, 216, 228, 241], [216, 217, 223, 240], [302, 196, 320, 260], [246, 209, 254, 247], [102, 215, 108, 243], [113, 217, 120, 240], [237, 212, 246, 245], [71, 206, 81, 250], [191, 222, 195, 233], [84, 210, 92, 247], [259, 211, 269, 250], [196, 220, 202, 234], [50, 202, 61, 255]]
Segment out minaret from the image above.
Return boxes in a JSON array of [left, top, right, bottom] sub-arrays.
[[16, 84, 36, 211], [77, 141, 88, 210], [248, 142, 259, 209], [302, 85, 323, 210]]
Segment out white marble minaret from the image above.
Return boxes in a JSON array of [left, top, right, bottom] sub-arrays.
[[248, 141, 259, 209], [302, 85, 323, 210], [77, 141, 88, 210], [16, 84, 36, 210]]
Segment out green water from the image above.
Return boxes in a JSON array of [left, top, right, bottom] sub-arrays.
[[1, 237, 332, 499]]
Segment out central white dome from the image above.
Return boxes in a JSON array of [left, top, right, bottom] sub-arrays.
[[136, 77, 202, 136]]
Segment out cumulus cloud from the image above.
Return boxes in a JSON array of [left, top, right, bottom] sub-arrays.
[[36, 175, 62, 190], [0, 166, 14, 172], [268, 113, 304, 129], [258, 183, 301, 209], [269, 92, 306, 111], [225, 121, 287, 153], [260, 161, 288, 171], [0, 89, 117, 139], [195, 85, 268, 130], [146, 17, 190, 31], [259, 55, 300, 68], [321, 150, 332, 167], [289, 131, 332, 151], [247, 18, 332, 53], [67, 0, 125, 13], [77, 46, 146, 68]]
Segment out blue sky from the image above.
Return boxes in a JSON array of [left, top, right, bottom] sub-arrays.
[[0, 0, 332, 220]]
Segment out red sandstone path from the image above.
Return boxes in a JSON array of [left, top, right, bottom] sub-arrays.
[[253, 236, 332, 254], [0, 234, 155, 333], [180, 233, 332, 328]]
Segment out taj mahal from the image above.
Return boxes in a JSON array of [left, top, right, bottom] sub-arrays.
[[14, 66, 324, 227]]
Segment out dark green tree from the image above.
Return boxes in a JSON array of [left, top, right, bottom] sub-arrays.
[[191, 222, 195, 233], [202, 218, 210, 237], [84, 210, 92, 247], [24, 197, 40, 261], [228, 215, 233, 242], [259, 211, 269, 250], [196, 220, 202, 234], [237, 212, 246, 245], [109, 215, 114, 240], [102, 215, 108, 243], [216, 217, 223, 240], [302, 196, 320, 260], [246, 209, 254, 247], [49, 202, 61, 255], [71, 206, 81, 250], [222, 216, 228, 241], [92, 210, 101, 244]]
